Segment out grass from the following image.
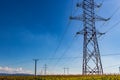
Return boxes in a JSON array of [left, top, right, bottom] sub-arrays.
[[0, 74, 120, 80]]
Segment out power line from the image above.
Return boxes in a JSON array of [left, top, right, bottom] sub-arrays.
[[103, 64, 120, 69], [56, 23, 83, 68], [47, 0, 81, 73], [45, 53, 120, 60], [53, 35, 80, 67], [3, 53, 120, 66], [96, 0, 105, 13], [52, 0, 80, 58], [102, 53, 120, 56], [70, 0, 110, 75], [71, 0, 74, 15], [51, 21, 71, 58], [99, 5, 120, 29], [53, 36, 76, 69], [46, 19, 72, 70], [104, 19, 120, 34], [48, 1, 74, 59], [98, 11, 120, 41], [3, 53, 120, 68], [4, 60, 31, 67], [49, 16, 74, 66], [71, 0, 79, 16]]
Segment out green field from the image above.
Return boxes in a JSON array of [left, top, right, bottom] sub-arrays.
[[0, 75, 120, 80]]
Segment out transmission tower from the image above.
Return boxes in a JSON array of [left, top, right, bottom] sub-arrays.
[[70, 0, 109, 75], [33, 59, 39, 76], [43, 64, 47, 75], [119, 67, 120, 73]]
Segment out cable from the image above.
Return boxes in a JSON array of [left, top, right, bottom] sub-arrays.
[[48, 2, 120, 73], [57, 34, 82, 67], [96, 0, 105, 13], [50, 20, 71, 59], [3, 60, 31, 67], [31, 53, 120, 61], [99, 5, 120, 29], [99, 14, 120, 41], [43, 20, 71, 67], [49, 0, 79, 59], [2, 53, 120, 68], [71, 0, 74, 15], [102, 53, 120, 57], [53, 35, 77, 70], [71, 0, 81, 16], [50, 0, 79, 58], [103, 64, 120, 69], [44, 12, 73, 67], [44, 0, 80, 71], [58, 22, 83, 67], [104, 20, 120, 34], [62, 55, 82, 68]]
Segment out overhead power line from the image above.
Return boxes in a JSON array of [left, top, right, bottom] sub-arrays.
[[104, 19, 120, 34], [50, 0, 76, 58], [103, 64, 120, 69], [53, 36, 77, 70], [48, 18, 73, 67], [51, 21, 71, 58], [99, 5, 120, 29], [4, 53, 120, 66]]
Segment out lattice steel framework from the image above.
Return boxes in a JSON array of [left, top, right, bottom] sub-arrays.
[[70, 0, 109, 75]]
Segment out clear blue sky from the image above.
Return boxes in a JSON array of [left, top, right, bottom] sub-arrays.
[[0, 0, 120, 74]]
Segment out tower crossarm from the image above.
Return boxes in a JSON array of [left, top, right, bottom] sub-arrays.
[[95, 15, 110, 21], [70, 15, 83, 21], [70, 15, 110, 22]]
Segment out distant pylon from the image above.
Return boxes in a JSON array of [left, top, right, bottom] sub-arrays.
[[63, 67, 69, 75], [63, 67, 66, 75], [33, 59, 39, 76], [70, 0, 109, 75], [66, 68, 69, 75], [44, 64, 47, 75], [119, 67, 120, 73]]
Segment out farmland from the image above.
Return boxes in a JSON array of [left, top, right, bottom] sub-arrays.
[[0, 75, 120, 80]]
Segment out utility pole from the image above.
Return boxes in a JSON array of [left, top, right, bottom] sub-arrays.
[[63, 67, 69, 75], [70, 0, 109, 75], [66, 68, 69, 75], [119, 67, 120, 73], [63, 68, 66, 75], [33, 59, 39, 76], [44, 64, 47, 75]]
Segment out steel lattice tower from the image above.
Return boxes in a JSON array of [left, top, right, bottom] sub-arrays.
[[70, 0, 109, 75]]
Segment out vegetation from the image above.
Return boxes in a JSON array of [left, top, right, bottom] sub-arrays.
[[0, 75, 120, 80]]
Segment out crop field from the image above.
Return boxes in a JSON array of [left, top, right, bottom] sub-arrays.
[[0, 75, 120, 80]]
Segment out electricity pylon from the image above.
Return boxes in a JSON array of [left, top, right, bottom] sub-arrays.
[[70, 0, 110, 75], [44, 64, 47, 75], [33, 59, 39, 76]]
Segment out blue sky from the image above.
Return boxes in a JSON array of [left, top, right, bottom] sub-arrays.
[[0, 0, 120, 74]]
